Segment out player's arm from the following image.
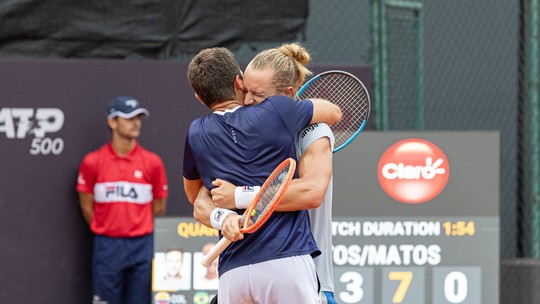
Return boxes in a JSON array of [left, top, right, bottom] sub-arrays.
[[184, 177, 223, 227], [79, 192, 94, 225], [192, 182, 244, 242], [211, 136, 332, 211], [277, 136, 332, 211], [183, 177, 202, 204], [210, 179, 238, 209], [152, 198, 167, 216], [197, 186, 244, 241], [192, 185, 215, 227], [310, 98, 342, 126]]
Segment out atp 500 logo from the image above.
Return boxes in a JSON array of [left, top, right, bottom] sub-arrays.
[[377, 138, 450, 204], [0, 108, 65, 155]]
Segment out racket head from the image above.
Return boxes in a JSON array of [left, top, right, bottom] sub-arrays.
[[240, 157, 296, 234], [297, 70, 371, 152], [201, 158, 296, 267]]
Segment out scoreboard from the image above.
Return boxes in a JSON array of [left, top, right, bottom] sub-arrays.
[[153, 132, 499, 304], [331, 217, 498, 303], [331, 132, 499, 304]]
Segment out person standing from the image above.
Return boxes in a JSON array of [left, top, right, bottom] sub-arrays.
[[242, 43, 337, 304], [77, 96, 168, 304], [209, 43, 337, 304], [183, 47, 341, 303]]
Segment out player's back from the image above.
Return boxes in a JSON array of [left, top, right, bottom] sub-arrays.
[[183, 95, 320, 276], [185, 96, 312, 188]]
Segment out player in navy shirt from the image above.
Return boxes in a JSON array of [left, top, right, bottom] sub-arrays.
[[206, 43, 338, 304], [183, 47, 341, 303]]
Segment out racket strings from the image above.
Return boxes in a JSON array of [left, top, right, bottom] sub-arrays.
[[247, 165, 291, 226], [300, 74, 370, 148]]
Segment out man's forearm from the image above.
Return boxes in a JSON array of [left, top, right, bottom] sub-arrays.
[[193, 186, 215, 228]]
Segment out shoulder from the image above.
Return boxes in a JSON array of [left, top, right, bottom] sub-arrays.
[[266, 95, 312, 107], [263, 96, 297, 109], [187, 115, 214, 134], [298, 123, 334, 152], [137, 146, 164, 164], [267, 95, 295, 103], [263, 96, 313, 116], [81, 144, 108, 164], [189, 116, 205, 126], [299, 123, 333, 140]]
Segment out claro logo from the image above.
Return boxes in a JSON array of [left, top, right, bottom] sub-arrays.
[[377, 138, 450, 204]]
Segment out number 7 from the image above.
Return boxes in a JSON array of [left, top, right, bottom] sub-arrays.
[[389, 271, 413, 303]]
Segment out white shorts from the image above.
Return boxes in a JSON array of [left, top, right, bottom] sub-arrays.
[[218, 254, 319, 304]]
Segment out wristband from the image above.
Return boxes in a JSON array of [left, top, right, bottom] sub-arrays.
[[210, 208, 236, 230], [235, 186, 261, 209]]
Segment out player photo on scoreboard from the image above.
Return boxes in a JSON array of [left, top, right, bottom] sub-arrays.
[[153, 247, 192, 291]]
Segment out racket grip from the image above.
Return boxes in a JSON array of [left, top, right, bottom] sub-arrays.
[[201, 237, 232, 267]]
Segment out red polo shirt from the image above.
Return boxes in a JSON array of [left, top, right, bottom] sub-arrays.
[[77, 142, 168, 237]]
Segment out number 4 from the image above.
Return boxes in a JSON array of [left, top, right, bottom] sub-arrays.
[[389, 271, 413, 303]]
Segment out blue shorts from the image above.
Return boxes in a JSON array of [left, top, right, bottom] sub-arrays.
[[92, 234, 153, 304], [321, 291, 337, 304]]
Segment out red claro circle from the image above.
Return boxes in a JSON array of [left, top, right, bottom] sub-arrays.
[[377, 138, 450, 204]]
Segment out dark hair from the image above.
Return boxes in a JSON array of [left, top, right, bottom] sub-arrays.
[[187, 47, 242, 108]]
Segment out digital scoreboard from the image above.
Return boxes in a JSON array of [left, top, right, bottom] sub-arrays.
[[331, 132, 499, 304], [331, 217, 498, 303], [153, 132, 499, 304]]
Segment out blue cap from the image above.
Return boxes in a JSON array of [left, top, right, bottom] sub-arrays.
[[107, 96, 150, 119]]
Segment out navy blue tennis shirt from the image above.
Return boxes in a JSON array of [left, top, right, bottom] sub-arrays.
[[183, 95, 321, 275]]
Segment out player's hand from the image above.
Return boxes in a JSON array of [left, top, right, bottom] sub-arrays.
[[211, 179, 237, 209], [221, 213, 244, 242]]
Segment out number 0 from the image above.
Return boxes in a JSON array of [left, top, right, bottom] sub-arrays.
[[444, 271, 468, 303], [29, 137, 64, 155]]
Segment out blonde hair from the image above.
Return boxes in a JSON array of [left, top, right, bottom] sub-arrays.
[[248, 43, 312, 96]]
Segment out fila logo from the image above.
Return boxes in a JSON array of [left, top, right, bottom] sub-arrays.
[[105, 185, 139, 199], [0, 108, 64, 139], [214, 210, 225, 221], [242, 186, 254, 192], [377, 138, 450, 204], [94, 182, 152, 204]]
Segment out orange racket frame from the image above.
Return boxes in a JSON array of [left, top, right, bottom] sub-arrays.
[[201, 158, 296, 267]]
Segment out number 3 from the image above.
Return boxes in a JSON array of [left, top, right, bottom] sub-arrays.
[[339, 271, 364, 303]]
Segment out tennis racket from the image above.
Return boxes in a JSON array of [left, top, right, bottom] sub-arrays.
[[201, 158, 296, 267], [296, 70, 371, 153]]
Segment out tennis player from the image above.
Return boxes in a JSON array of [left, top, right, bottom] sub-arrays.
[[209, 43, 337, 304], [183, 47, 341, 303]]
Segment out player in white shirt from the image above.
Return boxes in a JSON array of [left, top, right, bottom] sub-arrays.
[[297, 123, 336, 303]]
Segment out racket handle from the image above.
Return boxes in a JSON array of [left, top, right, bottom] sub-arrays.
[[201, 237, 232, 267]]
